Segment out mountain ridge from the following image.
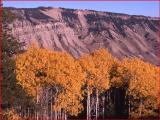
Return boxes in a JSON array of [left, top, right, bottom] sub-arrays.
[[6, 7, 160, 65], [5, 7, 159, 19]]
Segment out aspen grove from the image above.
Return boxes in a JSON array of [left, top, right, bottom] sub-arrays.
[[4, 44, 159, 119]]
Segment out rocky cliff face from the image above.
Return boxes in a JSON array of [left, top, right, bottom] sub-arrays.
[[7, 7, 159, 65]]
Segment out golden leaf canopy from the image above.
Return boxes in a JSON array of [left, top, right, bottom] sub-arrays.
[[15, 44, 85, 116]]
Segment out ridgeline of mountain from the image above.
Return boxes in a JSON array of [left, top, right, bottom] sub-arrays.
[[6, 7, 160, 65]]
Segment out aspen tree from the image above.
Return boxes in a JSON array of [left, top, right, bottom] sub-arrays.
[[48, 51, 85, 118], [15, 44, 53, 119], [16, 45, 85, 119], [79, 54, 96, 120], [79, 49, 114, 119], [122, 58, 159, 118], [91, 49, 115, 119]]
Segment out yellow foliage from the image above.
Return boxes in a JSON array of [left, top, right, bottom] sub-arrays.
[[15, 44, 159, 118], [122, 58, 158, 99], [91, 49, 117, 92], [122, 58, 159, 118], [4, 109, 21, 120], [110, 61, 131, 88], [15, 44, 85, 116]]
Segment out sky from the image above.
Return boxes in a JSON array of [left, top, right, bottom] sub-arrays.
[[3, 1, 159, 17]]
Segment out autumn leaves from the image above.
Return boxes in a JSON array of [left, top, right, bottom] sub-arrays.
[[122, 58, 159, 118], [15, 44, 159, 119], [79, 49, 116, 120], [15, 45, 84, 118]]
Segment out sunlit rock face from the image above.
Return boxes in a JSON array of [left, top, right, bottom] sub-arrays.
[[7, 7, 160, 65]]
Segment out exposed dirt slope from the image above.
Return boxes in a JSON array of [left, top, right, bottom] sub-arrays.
[[7, 7, 159, 65]]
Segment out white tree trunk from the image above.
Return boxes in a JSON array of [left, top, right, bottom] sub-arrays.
[[54, 87, 58, 120], [59, 110, 62, 120], [28, 107, 30, 118], [87, 86, 91, 120], [128, 95, 131, 118], [55, 110, 57, 120], [139, 99, 143, 118], [107, 90, 108, 102], [65, 111, 67, 120], [51, 89, 53, 120], [46, 88, 49, 120], [36, 88, 39, 120], [19, 107, 21, 118], [57, 111, 59, 120], [102, 96, 105, 119], [95, 89, 99, 120]]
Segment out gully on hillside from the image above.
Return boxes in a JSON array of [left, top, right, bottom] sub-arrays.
[[6, 7, 160, 65]]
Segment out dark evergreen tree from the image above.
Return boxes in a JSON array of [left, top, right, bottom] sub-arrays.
[[2, 8, 30, 109]]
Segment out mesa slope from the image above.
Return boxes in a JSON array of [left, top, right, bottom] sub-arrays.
[[7, 7, 160, 65]]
